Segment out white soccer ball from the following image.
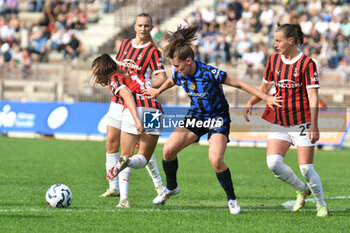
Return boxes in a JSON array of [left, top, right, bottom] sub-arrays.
[[45, 184, 73, 208]]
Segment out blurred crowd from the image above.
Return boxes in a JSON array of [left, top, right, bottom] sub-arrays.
[[0, 0, 349, 82], [151, 0, 350, 81], [0, 0, 93, 72]]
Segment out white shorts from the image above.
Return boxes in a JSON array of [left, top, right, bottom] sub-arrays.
[[267, 122, 315, 146], [122, 107, 163, 136], [105, 102, 123, 129]]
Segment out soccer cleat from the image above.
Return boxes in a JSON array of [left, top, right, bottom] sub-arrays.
[[155, 185, 165, 195], [316, 206, 329, 217], [99, 189, 120, 197], [293, 187, 311, 212], [116, 199, 130, 208], [106, 156, 129, 181], [152, 186, 181, 205], [228, 199, 241, 215]]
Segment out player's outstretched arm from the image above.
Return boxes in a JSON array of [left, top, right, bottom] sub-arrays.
[[244, 81, 274, 122], [224, 75, 280, 120], [142, 77, 175, 98], [119, 88, 144, 134]]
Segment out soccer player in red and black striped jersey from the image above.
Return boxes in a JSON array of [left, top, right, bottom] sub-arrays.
[[99, 13, 167, 206], [92, 53, 164, 208], [244, 23, 328, 217]]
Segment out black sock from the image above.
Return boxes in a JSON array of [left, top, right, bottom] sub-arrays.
[[216, 168, 236, 200], [163, 158, 178, 190]]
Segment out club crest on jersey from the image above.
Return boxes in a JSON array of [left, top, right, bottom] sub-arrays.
[[293, 68, 299, 77], [190, 83, 196, 90], [137, 54, 142, 60]]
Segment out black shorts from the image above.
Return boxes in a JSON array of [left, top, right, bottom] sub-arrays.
[[179, 114, 231, 142]]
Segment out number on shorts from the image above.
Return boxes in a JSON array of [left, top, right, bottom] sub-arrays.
[[299, 123, 311, 136]]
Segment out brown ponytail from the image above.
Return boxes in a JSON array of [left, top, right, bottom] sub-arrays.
[[276, 23, 304, 46], [164, 23, 199, 60]]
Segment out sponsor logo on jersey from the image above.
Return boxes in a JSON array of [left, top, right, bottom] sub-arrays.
[[277, 79, 302, 88], [187, 92, 209, 98], [117, 59, 142, 71], [311, 72, 319, 82]]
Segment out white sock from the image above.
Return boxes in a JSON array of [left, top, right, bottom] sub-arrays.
[[267, 154, 305, 191], [145, 153, 163, 187], [106, 152, 120, 191], [299, 164, 327, 207], [119, 167, 131, 201], [128, 154, 147, 169]]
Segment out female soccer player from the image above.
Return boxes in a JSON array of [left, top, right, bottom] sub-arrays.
[[100, 13, 167, 198], [243, 23, 328, 217], [142, 23, 281, 215], [92, 53, 163, 208]]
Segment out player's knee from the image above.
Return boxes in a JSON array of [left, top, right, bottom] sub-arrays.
[[266, 154, 284, 174], [299, 164, 314, 178], [209, 156, 223, 170], [106, 138, 120, 153], [163, 145, 177, 161]]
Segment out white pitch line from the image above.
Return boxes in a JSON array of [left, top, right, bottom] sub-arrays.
[[282, 196, 350, 210], [0, 207, 348, 213]]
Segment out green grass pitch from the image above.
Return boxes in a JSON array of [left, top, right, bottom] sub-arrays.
[[0, 137, 349, 232]]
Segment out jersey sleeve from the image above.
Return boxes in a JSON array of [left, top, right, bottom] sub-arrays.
[[208, 67, 227, 84], [305, 59, 320, 89], [108, 74, 127, 96], [149, 48, 165, 74], [115, 39, 128, 61], [263, 55, 274, 84]]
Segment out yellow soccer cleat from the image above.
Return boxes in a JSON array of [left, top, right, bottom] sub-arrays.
[[293, 187, 311, 211], [316, 206, 329, 217], [99, 189, 120, 198]]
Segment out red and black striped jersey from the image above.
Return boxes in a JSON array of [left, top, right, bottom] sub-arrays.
[[262, 52, 320, 126], [111, 38, 165, 104], [108, 72, 163, 112]]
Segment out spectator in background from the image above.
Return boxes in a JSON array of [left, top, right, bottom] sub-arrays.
[[63, 33, 81, 62], [215, 33, 230, 65], [234, 34, 251, 60], [27, 0, 44, 12], [259, 5, 274, 33], [201, 35, 216, 64], [4, 0, 18, 19], [0, 42, 12, 64], [48, 24, 64, 51], [201, 6, 215, 24], [0, 0, 5, 16], [299, 14, 313, 37], [19, 21, 29, 50], [227, 0, 243, 21], [151, 24, 164, 45], [307, 0, 322, 17], [28, 27, 48, 62], [340, 17, 350, 38], [100, 0, 116, 14], [337, 47, 350, 82]]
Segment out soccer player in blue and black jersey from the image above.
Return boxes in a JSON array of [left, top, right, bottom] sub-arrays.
[[143, 23, 281, 214]]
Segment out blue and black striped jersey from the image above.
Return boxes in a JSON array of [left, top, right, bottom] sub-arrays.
[[172, 60, 229, 118]]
